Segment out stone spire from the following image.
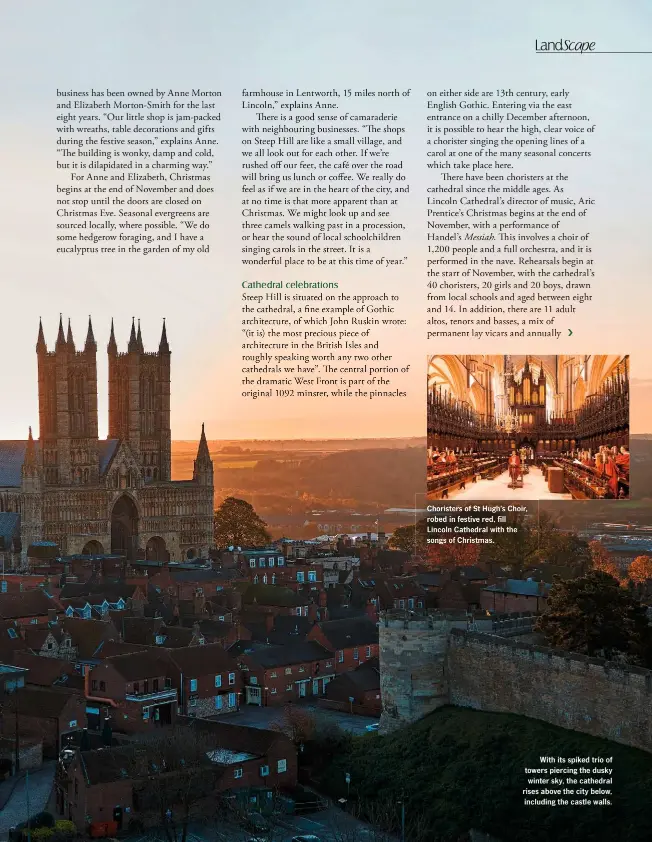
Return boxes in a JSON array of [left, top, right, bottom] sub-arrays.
[[193, 423, 213, 485], [66, 319, 75, 352], [159, 318, 170, 354], [36, 318, 47, 354], [85, 316, 97, 353], [128, 317, 139, 353], [108, 318, 118, 355], [136, 319, 144, 353], [55, 314, 66, 350]]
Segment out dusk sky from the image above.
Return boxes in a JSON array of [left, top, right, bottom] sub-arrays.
[[0, 0, 650, 440]]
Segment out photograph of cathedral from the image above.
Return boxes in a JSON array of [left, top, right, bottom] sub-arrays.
[[0, 318, 214, 565], [427, 354, 630, 501]]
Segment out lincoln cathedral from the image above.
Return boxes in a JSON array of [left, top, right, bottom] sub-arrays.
[[0, 318, 214, 565]]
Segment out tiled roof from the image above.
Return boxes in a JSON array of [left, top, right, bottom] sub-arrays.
[[243, 640, 332, 668], [167, 643, 237, 675], [318, 617, 379, 649], [0, 589, 55, 620]]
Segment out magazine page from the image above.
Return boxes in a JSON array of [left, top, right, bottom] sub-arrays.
[[0, 1, 650, 840]]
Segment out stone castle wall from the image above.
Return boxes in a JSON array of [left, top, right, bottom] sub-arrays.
[[379, 614, 652, 753]]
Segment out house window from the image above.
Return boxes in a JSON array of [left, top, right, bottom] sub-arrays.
[[189, 679, 198, 692], [0, 582, 6, 593], [165, 678, 172, 689], [285, 668, 292, 675], [134, 683, 140, 694], [259, 559, 266, 568], [296, 572, 304, 583], [189, 697, 198, 707], [153, 679, 159, 692], [286, 683, 293, 691], [260, 765, 269, 777], [325, 661, 332, 669], [308, 571, 317, 583], [270, 671, 277, 678], [399, 600, 405, 609], [155, 635, 165, 645], [215, 695, 223, 710], [366, 646, 371, 658], [253, 575, 259, 585], [215, 675, 222, 688], [271, 574, 276, 584], [408, 599, 414, 610], [228, 692, 237, 707], [228, 672, 236, 685], [298, 666, 305, 673], [262, 575, 268, 585], [353, 648, 359, 661], [249, 560, 256, 568], [270, 688, 277, 695], [99, 681, 106, 692], [143, 707, 150, 720], [7, 628, 17, 639], [417, 600, 424, 609], [269, 559, 275, 567], [277, 759, 287, 773], [234, 768, 243, 779], [338, 651, 344, 663], [278, 558, 284, 566], [31, 618, 38, 624]]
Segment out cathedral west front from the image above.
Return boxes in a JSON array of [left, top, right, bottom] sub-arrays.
[[0, 318, 214, 564]]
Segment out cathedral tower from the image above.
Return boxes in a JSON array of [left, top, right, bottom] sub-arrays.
[[37, 316, 99, 486], [108, 319, 172, 482]]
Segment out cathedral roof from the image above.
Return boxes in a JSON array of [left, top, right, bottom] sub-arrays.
[[99, 439, 120, 475], [0, 512, 20, 549], [0, 439, 119, 486], [0, 441, 36, 487]]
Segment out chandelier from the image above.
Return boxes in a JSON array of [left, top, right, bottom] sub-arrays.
[[496, 408, 520, 433]]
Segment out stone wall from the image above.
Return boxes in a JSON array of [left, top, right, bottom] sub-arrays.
[[447, 630, 652, 752], [379, 612, 652, 752]]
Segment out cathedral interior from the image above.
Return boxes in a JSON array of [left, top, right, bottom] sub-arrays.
[[427, 354, 630, 500]]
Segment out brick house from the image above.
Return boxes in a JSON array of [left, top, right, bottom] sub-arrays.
[[236, 640, 335, 706], [166, 644, 241, 717], [324, 658, 381, 716], [480, 579, 551, 614], [60, 721, 297, 831], [308, 617, 379, 673], [85, 651, 177, 734], [0, 685, 86, 757]]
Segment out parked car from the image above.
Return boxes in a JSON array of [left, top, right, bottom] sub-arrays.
[[365, 722, 380, 731]]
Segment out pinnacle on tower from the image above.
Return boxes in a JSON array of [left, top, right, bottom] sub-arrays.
[[136, 319, 144, 353], [159, 318, 170, 354], [85, 316, 97, 352], [36, 318, 47, 354], [55, 314, 66, 350], [108, 318, 118, 355], [128, 317, 139, 353], [25, 426, 36, 465], [198, 422, 210, 458], [66, 318, 75, 352]]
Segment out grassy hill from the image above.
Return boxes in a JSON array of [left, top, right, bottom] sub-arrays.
[[316, 706, 652, 842]]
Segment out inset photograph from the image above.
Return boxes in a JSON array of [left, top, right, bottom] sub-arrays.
[[427, 355, 630, 500]]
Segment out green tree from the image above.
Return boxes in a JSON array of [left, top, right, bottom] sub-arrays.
[[481, 512, 589, 579], [388, 518, 427, 555], [536, 570, 652, 665], [213, 496, 270, 548]]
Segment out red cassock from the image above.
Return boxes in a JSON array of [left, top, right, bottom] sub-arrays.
[[604, 457, 619, 497]]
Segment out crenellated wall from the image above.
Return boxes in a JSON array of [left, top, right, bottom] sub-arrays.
[[379, 613, 652, 753]]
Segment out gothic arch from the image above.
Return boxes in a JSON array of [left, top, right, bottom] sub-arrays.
[[110, 494, 140, 560], [82, 540, 105, 555], [146, 536, 168, 562]]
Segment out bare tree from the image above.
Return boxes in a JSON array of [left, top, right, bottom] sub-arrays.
[[124, 727, 220, 842]]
